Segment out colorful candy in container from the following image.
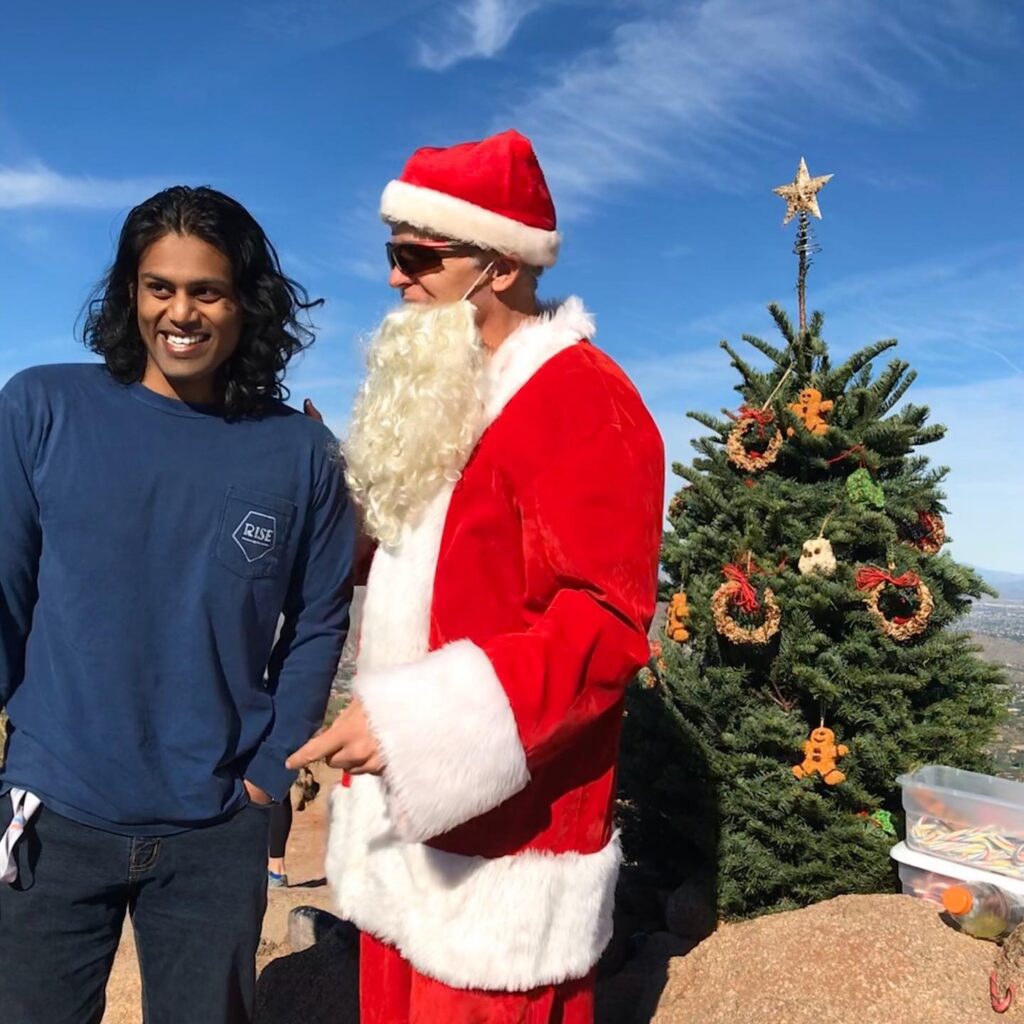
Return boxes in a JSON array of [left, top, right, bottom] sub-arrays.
[[897, 765, 1024, 882], [892, 841, 1024, 908]]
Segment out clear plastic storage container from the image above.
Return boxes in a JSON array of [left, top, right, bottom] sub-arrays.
[[891, 841, 1024, 906], [897, 765, 1024, 881]]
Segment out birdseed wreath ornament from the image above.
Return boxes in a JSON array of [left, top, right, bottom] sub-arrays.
[[712, 562, 781, 645], [855, 565, 934, 641], [726, 406, 784, 473], [905, 510, 946, 555]]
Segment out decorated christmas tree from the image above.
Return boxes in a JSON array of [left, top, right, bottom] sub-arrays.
[[618, 160, 1008, 926]]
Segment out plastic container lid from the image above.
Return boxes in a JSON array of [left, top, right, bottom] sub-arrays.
[[891, 842, 1024, 896], [897, 765, 1024, 814], [942, 885, 974, 915]]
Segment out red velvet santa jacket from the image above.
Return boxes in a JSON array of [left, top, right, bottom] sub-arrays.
[[326, 298, 664, 992]]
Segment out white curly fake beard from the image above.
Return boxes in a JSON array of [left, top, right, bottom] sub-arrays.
[[344, 301, 486, 549]]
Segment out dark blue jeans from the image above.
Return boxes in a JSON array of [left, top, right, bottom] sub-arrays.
[[0, 798, 270, 1024]]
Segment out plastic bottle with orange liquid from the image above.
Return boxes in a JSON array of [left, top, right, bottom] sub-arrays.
[[942, 882, 1024, 940]]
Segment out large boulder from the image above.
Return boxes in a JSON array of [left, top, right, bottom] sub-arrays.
[[651, 894, 995, 1024], [597, 932, 696, 1024]]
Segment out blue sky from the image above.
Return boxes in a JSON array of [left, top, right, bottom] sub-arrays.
[[1, 0, 1022, 573]]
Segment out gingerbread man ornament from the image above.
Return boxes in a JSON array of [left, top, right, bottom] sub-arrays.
[[666, 592, 690, 642], [793, 725, 848, 785], [786, 388, 834, 437]]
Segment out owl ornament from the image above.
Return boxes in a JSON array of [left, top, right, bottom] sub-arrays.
[[798, 536, 837, 577]]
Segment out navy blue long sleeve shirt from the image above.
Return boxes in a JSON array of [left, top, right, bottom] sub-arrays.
[[0, 364, 354, 834]]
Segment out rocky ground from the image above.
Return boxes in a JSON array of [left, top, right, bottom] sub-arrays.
[[642, 895, 998, 1024], [99, 772, 1009, 1024]]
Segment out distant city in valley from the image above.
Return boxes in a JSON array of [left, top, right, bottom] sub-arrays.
[[965, 599, 1024, 645]]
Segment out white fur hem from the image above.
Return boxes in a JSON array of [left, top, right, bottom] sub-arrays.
[[356, 639, 530, 842], [327, 777, 620, 990], [381, 179, 561, 267]]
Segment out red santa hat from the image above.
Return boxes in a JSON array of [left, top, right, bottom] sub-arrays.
[[380, 130, 560, 268]]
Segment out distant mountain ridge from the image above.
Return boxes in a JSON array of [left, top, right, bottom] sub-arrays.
[[974, 567, 1024, 602]]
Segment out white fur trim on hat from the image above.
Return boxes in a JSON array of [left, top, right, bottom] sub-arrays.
[[381, 179, 561, 267]]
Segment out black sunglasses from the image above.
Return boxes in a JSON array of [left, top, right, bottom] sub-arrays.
[[385, 241, 478, 277]]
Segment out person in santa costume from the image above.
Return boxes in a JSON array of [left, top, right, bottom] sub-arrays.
[[288, 129, 665, 1023]]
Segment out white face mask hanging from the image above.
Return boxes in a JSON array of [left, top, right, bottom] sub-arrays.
[[460, 261, 496, 303]]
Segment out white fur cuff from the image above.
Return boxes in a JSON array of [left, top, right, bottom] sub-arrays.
[[355, 639, 530, 842]]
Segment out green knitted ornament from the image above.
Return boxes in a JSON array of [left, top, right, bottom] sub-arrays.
[[846, 467, 885, 508], [869, 809, 896, 836]]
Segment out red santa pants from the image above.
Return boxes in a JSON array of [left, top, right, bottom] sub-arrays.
[[359, 932, 595, 1024]]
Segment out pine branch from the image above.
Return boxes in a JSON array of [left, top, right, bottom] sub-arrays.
[[688, 410, 732, 435], [767, 304, 796, 346], [742, 333, 789, 368], [851, 364, 875, 392], [720, 340, 765, 394], [869, 359, 911, 407], [912, 424, 946, 446], [825, 339, 898, 394], [879, 368, 918, 414]]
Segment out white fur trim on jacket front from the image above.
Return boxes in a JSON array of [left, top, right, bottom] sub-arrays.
[[357, 485, 453, 673], [381, 179, 561, 267], [483, 296, 593, 424], [327, 775, 620, 991], [355, 639, 530, 842]]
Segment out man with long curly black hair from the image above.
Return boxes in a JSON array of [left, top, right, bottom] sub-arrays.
[[0, 186, 354, 1023]]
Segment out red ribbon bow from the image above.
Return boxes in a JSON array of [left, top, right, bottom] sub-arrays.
[[738, 406, 774, 442], [855, 566, 920, 592], [738, 405, 774, 425], [723, 563, 761, 614]]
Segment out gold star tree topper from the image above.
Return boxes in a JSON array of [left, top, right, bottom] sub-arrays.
[[773, 158, 833, 224]]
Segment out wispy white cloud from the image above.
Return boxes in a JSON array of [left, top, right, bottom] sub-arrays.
[[858, 171, 935, 193], [0, 162, 158, 211], [617, 237, 1024, 570], [666, 243, 1024, 384], [334, 191, 397, 287], [499, 0, 1013, 215], [245, 0, 438, 50], [813, 246, 1024, 380], [417, 0, 545, 71]]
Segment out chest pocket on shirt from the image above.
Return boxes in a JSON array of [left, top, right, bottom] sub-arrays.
[[214, 487, 297, 580]]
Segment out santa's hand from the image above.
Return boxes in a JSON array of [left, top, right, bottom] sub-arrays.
[[303, 398, 324, 423], [286, 697, 384, 775]]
